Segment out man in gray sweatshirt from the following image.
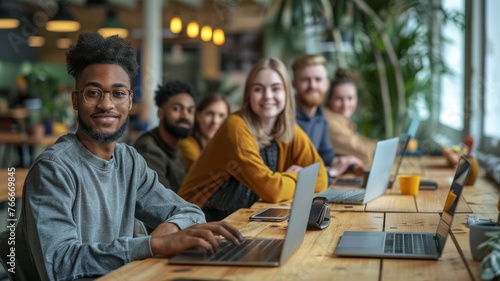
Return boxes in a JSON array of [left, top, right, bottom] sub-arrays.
[[13, 32, 242, 281]]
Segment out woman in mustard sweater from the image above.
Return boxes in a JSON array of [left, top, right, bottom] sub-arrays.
[[324, 69, 376, 166], [179, 94, 231, 171], [178, 57, 328, 221]]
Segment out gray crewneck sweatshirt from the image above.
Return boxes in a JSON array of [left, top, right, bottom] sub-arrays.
[[15, 134, 205, 281]]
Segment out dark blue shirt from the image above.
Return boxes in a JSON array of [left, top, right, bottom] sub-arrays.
[[296, 106, 336, 165]]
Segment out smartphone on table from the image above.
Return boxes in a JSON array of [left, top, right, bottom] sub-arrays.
[[249, 207, 291, 222], [419, 180, 438, 190]]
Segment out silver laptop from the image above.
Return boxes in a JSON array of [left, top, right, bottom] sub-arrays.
[[406, 114, 420, 139], [334, 115, 419, 187], [390, 116, 437, 189], [169, 162, 320, 267], [387, 134, 411, 189], [318, 137, 399, 204], [334, 156, 470, 259]]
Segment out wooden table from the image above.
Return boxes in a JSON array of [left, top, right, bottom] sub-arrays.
[[0, 168, 28, 201], [0, 108, 64, 167], [0, 131, 61, 147], [97, 156, 499, 281], [0, 108, 29, 120]]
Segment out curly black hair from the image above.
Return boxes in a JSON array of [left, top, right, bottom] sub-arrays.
[[154, 80, 196, 107], [66, 32, 139, 79]]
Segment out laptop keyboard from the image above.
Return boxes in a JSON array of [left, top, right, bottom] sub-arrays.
[[334, 178, 363, 186], [208, 238, 284, 262], [384, 233, 431, 254], [329, 190, 365, 204]]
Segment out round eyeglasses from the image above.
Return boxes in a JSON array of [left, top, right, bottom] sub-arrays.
[[74, 87, 132, 105]]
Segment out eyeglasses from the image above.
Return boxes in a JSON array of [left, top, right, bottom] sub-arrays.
[[74, 87, 132, 105]]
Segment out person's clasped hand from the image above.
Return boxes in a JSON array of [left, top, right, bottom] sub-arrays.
[[286, 165, 303, 173], [328, 156, 366, 178], [150, 221, 244, 257]]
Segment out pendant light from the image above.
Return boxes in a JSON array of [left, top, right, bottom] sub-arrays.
[[98, 10, 128, 38], [0, 0, 19, 29], [28, 35, 45, 47], [212, 28, 225, 45], [170, 15, 182, 34], [200, 25, 212, 42], [45, 2, 80, 32], [186, 20, 199, 38], [56, 34, 72, 49]]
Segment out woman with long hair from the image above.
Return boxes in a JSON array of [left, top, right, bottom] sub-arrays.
[[324, 69, 376, 165], [179, 94, 231, 171], [178, 57, 328, 221]]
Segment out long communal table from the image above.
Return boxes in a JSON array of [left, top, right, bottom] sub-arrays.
[[90, 156, 498, 280]]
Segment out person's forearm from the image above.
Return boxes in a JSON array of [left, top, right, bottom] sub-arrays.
[[150, 222, 181, 237]]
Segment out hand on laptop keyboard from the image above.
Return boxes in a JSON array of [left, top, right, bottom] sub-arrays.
[[328, 156, 366, 178], [151, 221, 243, 257]]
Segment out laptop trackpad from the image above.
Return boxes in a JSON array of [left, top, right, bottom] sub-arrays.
[[337, 232, 385, 254]]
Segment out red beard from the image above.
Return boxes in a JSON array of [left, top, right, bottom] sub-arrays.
[[297, 90, 325, 107]]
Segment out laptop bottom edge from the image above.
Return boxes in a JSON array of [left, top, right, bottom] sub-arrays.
[[169, 259, 280, 267]]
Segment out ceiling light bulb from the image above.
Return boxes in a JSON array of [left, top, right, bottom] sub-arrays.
[[186, 20, 199, 38], [57, 37, 72, 49], [170, 16, 182, 34], [213, 28, 225, 45], [200, 25, 212, 42], [28, 35, 45, 47]]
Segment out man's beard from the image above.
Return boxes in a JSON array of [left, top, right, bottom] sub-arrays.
[[297, 89, 325, 107], [78, 114, 129, 143], [163, 118, 192, 139]]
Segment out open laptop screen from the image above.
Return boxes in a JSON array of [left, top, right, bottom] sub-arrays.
[[435, 156, 470, 252], [388, 135, 411, 187]]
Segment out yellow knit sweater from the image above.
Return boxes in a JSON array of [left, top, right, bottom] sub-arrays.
[[179, 136, 201, 172], [323, 107, 377, 166], [178, 113, 328, 207]]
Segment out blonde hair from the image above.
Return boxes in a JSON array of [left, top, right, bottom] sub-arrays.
[[240, 57, 295, 147], [291, 54, 327, 78]]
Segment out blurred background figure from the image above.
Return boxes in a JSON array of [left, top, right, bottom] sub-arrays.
[[134, 80, 196, 193], [292, 54, 365, 177], [324, 69, 376, 166], [179, 93, 231, 172], [9, 75, 30, 109]]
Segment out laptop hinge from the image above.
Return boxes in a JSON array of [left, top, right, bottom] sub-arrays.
[[433, 234, 441, 252]]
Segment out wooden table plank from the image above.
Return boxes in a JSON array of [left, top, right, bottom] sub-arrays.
[[413, 176, 456, 213], [462, 175, 499, 213], [329, 203, 366, 212], [417, 156, 456, 176], [0, 168, 27, 201], [365, 195, 417, 212], [382, 250, 471, 281]]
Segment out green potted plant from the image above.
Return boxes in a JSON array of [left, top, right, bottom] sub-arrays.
[[24, 69, 60, 134], [478, 231, 500, 281], [266, 0, 463, 145]]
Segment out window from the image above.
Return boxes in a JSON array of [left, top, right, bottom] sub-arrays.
[[483, 0, 500, 139], [439, 0, 465, 130]]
